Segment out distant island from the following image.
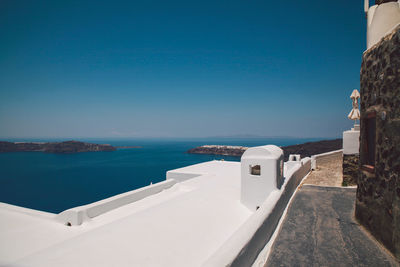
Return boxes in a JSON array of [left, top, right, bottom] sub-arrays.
[[0, 141, 116, 153], [187, 139, 342, 160], [187, 145, 248, 157]]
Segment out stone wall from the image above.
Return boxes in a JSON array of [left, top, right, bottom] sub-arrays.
[[342, 154, 359, 186], [375, 0, 398, 4], [356, 25, 400, 259]]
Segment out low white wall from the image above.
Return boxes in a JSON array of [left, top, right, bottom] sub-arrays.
[[311, 149, 342, 170], [55, 179, 177, 226], [166, 171, 201, 182], [203, 158, 311, 267]]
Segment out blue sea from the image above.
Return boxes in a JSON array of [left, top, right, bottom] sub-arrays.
[[0, 138, 321, 213]]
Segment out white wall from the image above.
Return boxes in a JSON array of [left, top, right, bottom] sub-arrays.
[[343, 130, 360, 155], [366, 2, 400, 49], [55, 179, 177, 226]]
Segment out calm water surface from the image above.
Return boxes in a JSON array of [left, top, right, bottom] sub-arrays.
[[0, 138, 320, 213]]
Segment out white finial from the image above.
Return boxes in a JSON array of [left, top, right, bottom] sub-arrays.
[[348, 89, 361, 124]]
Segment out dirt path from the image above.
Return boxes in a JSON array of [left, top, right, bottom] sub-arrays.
[[304, 152, 343, 187]]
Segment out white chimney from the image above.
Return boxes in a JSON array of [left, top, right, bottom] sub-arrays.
[[240, 145, 284, 211]]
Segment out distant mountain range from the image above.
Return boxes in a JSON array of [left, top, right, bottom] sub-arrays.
[[201, 134, 335, 139]]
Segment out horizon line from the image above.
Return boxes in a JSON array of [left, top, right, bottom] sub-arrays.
[[0, 135, 342, 140]]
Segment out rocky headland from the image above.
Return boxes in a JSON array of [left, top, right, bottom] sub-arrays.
[[187, 139, 342, 161], [187, 145, 248, 157], [0, 141, 116, 153]]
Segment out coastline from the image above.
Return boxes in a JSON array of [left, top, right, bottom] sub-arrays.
[[0, 140, 116, 153], [187, 139, 342, 160]]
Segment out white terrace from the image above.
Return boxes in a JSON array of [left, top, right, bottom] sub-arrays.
[[0, 145, 311, 267]]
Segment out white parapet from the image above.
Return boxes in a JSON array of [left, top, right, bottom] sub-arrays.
[[55, 179, 177, 226], [343, 129, 360, 155]]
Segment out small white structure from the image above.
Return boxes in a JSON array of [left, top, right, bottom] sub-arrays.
[[288, 154, 301, 162], [286, 154, 302, 171], [343, 89, 360, 155], [343, 130, 360, 155], [240, 145, 284, 211], [364, 0, 400, 50]]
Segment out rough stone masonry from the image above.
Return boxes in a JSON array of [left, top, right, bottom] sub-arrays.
[[343, 154, 359, 186], [356, 25, 400, 260]]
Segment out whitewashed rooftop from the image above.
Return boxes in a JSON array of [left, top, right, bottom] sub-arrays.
[[0, 160, 252, 267]]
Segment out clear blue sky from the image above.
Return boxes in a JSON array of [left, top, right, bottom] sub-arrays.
[[0, 0, 366, 139]]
